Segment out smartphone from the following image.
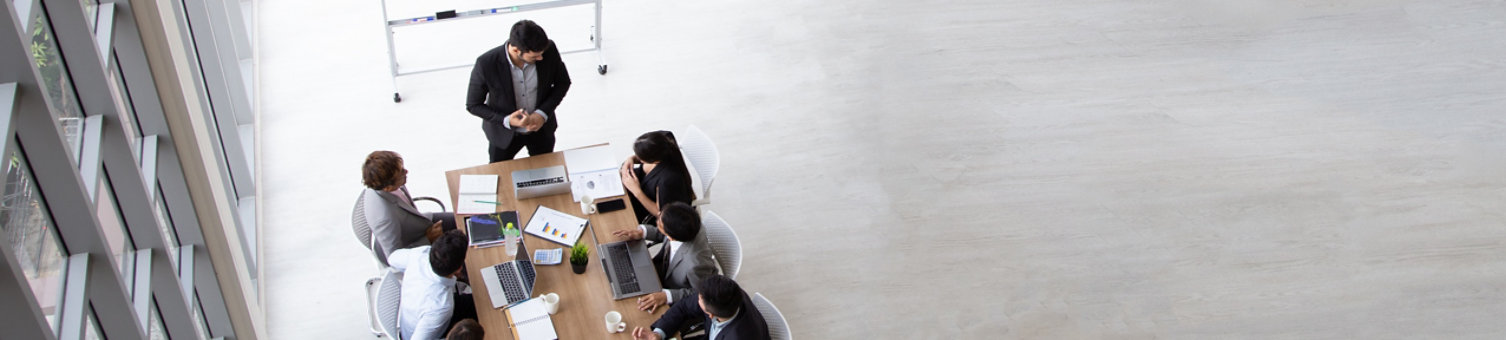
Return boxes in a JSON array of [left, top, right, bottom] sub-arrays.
[[595, 199, 627, 213]]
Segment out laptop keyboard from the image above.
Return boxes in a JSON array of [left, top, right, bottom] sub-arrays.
[[606, 243, 640, 293], [517, 177, 564, 188], [518, 260, 536, 293], [495, 262, 527, 304]]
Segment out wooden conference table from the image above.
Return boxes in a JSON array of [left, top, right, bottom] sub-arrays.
[[445, 147, 662, 340]]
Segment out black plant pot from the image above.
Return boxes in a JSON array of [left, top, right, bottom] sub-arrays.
[[571, 261, 587, 274]]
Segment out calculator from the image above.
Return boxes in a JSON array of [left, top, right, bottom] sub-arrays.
[[533, 248, 563, 265]]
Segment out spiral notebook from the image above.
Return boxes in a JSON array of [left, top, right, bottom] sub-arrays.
[[505, 298, 558, 340]]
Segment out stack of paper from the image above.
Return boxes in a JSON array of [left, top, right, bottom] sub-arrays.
[[563, 145, 625, 203], [506, 298, 558, 340], [457, 174, 500, 214]]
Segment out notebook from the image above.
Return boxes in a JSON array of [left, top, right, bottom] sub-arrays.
[[465, 212, 518, 248], [457, 174, 500, 214], [505, 298, 558, 340]]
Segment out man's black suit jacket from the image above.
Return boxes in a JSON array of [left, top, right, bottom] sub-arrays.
[[651, 292, 772, 340], [466, 40, 572, 150]]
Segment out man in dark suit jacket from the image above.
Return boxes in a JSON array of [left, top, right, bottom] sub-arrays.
[[466, 20, 572, 163], [633, 275, 772, 340], [612, 202, 720, 312]]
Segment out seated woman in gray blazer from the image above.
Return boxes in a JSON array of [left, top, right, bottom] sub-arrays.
[[361, 151, 457, 266], [612, 202, 719, 312]]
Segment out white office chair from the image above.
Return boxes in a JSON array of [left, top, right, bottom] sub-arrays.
[[752, 292, 792, 340], [700, 209, 742, 279], [364, 276, 384, 336], [351, 195, 389, 272], [676, 125, 719, 207], [375, 270, 403, 339]]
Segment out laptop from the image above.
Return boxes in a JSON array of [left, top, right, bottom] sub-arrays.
[[480, 242, 537, 309], [511, 166, 570, 199], [588, 223, 662, 299]]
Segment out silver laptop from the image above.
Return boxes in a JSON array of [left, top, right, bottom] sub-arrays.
[[480, 242, 537, 309], [511, 166, 570, 199], [589, 223, 662, 299]]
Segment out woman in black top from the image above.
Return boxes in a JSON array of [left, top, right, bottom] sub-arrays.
[[620, 130, 696, 222]]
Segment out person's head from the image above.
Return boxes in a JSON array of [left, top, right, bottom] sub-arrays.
[[506, 20, 549, 64], [656, 202, 701, 242], [362, 151, 407, 191], [632, 130, 679, 164], [697, 275, 744, 320], [445, 319, 485, 340], [429, 230, 469, 277], [633, 130, 694, 191]]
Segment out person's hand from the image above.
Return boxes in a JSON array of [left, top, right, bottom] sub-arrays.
[[425, 221, 444, 243], [620, 159, 641, 192], [631, 326, 661, 340], [523, 113, 546, 132], [613, 228, 645, 241], [636, 291, 667, 312], [507, 109, 526, 128]]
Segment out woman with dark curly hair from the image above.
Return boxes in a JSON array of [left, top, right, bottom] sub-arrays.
[[359, 151, 456, 266]]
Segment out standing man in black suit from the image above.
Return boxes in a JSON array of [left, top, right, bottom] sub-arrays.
[[467, 20, 572, 163]]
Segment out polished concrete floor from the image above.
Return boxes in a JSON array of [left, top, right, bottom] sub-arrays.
[[259, 0, 1506, 338]]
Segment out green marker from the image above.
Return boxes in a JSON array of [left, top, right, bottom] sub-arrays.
[[474, 200, 504, 205]]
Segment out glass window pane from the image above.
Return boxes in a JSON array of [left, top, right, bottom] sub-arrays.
[[0, 149, 68, 332], [79, 0, 98, 32], [107, 54, 141, 154], [154, 187, 178, 267], [83, 306, 103, 340], [28, 9, 86, 162], [191, 291, 210, 339], [149, 298, 169, 340], [95, 174, 133, 280]]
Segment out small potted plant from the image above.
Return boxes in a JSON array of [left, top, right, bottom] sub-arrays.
[[570, 242, 590, 274]]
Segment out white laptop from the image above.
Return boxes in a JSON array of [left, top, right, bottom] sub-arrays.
[[480, 242, 537, 309]]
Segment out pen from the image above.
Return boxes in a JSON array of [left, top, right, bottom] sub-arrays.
[[474, 200, 504, 205]]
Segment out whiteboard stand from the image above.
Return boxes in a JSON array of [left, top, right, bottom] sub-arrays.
[[381, 0, 606, 103]]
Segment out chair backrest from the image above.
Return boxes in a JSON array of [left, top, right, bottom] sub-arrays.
[[700, 209, 742, 279], [376, 270, 403, 339], [354, 192, 393, 270], [353, 193, 373, 250], [752, 292, 792, 340], [677, 125, 720, 203]]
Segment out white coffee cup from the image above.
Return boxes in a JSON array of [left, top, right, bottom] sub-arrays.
[[539, 293, 560, 315], [604, 311, 626, 333], [580, 195, 596, 215]]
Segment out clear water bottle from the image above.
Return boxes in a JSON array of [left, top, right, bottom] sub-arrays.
[[503, 222, 521, 257]]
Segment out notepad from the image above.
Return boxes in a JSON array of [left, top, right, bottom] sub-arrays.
[[506, 298, 558, 340], [524, 206, 588, 247], [457, 174, 500, 214]]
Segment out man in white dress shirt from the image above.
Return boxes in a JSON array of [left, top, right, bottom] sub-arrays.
[[390, 230, 473, 340]]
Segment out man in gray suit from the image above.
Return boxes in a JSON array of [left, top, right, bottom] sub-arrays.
[[361, 151, 458, 266], [613, 202, 719, 312]]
